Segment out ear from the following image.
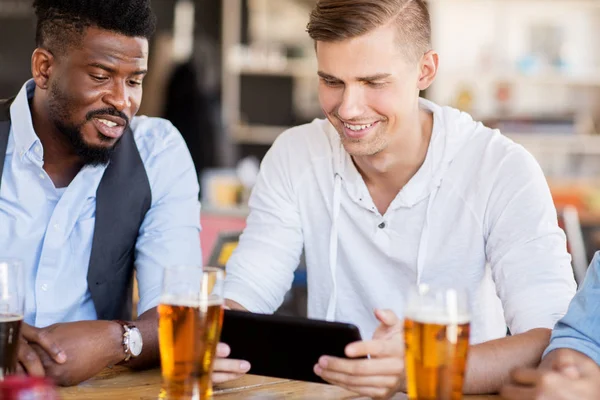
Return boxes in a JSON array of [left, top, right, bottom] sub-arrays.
[[417, 50, 438, 91], [31, 48, 55, 90]]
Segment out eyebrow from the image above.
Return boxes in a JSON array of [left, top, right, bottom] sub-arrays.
[[317, 71, 391, 83], [88, 62, 148, 76]]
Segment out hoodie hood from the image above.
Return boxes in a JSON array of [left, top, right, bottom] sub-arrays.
[[325, 97, 483, 321]]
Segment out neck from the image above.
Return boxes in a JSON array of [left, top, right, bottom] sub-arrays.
[[353, 107, 434, 193], [31, 89, 84, 187]]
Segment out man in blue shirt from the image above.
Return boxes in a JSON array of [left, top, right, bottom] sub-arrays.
[[0, 0, 201, 386], [501, 252, 600, 399]]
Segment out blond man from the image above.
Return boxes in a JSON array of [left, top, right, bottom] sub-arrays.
[[214, 1, 576, 398]]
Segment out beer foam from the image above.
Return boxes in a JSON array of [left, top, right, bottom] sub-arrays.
[[160, 295, 223, 308], [404, 309, 470, 325], [0, 314, 23, 323]]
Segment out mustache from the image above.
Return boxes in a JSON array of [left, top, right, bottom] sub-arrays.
[[86, 108, 130, 126]]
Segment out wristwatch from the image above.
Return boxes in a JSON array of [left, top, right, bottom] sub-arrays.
[[115, 320, 143, 362]]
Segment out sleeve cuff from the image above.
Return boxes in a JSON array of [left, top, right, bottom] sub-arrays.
[[543, 338, 600, 366], [223, 279, 277, 314], [137, 289, 161, 317]]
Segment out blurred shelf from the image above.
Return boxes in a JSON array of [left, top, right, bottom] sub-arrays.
[[231, 124, 290, 145], [437, 71, 600, 88], [506, 133, 600, 155], [228, 59, 317, 78], [428, 0, 600, 7]]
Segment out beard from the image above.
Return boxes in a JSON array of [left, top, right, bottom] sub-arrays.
[[48, 82, 128, 166]]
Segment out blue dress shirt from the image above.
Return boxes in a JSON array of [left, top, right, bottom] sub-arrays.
[[0, 80, 202, 327], [544, 251, 600, 364]]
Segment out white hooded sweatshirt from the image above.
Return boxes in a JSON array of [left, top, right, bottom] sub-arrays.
[[224, 98, 576, 343]]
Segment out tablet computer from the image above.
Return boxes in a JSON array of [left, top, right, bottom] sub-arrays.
[[220, 309, 363, 384]]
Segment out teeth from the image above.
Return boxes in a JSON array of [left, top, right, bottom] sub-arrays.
[[96, 118, 117, 128], [343, 122, 373, 131]]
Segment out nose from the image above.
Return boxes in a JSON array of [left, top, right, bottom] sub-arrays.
[[337, 85, 365, 121], [103, 80, 132, 112]]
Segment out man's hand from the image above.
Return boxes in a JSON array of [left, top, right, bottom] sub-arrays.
[[212, 342, 251, 384], [17, 323, 67, 377], [500, 349, 600, 400], [314, 309, 405, 400], [27, 320, 124, 386]]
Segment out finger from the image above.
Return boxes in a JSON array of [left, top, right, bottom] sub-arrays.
[[212, 358, 251, 375], [216, 342, 231, 358], [314, 364, 399, 388], [18, 341, 45, 377], [318, 356, 403, 376], [212, 372, 246, 384], [21, 325, 66, 364], [510, 368, 542, 386], [16, 363, 25, 375], [346, 339, 403, 358], [558, 365, 580, 380], [499, 383, 538, 400], [374, 309, 400, 327]]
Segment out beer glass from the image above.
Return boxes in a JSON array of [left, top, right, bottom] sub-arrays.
[[158, 266, 225, 400], [404, 285, 470, 400], [0, 259, 24, 380]]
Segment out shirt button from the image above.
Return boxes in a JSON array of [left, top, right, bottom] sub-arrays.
[[39, 173, 45, 180], [53, 223, 60, 231], [41, 284, 48, 291], [378, 222, 386, 229], [35, 146, 42, 154]]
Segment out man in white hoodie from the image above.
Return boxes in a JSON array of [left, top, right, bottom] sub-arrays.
[[214, 0, 577, 398]]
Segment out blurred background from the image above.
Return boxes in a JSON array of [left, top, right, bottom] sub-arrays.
[[2, 0, 600, 311]]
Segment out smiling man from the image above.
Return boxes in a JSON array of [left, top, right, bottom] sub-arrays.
[[0, 0, 201, 386], [216, 0, 577, 398]]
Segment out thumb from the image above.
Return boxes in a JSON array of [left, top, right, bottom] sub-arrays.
[[374, 309, 400, 327]]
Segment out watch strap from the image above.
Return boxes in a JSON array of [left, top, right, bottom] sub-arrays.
[[114, 320, 137, 362]]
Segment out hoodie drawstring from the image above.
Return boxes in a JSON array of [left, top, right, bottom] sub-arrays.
[[326, 172, 342, 321]]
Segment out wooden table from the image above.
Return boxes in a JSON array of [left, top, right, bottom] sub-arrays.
[[58, 367, 500, 399]]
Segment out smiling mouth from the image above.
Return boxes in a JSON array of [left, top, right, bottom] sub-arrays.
[[91, 117, 126, 139], [343, 121, 376, 132]]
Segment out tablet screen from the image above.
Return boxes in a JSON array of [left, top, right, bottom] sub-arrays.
[[220, 310, 363, 384]]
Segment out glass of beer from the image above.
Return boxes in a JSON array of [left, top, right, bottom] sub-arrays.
[[0, 259, 24, 381], [404, 285, 470, 400], [158, 266, 225, 400]]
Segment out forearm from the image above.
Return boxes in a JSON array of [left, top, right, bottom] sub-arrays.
[[123, 307, 159, 370], [463, 328, 551, 394], [225, 299, 248, 311]]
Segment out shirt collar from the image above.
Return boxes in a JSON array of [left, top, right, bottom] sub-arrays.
[[9, 79, 42, 159]]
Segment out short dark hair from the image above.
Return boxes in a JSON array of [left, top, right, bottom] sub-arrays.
[[33, 0, 157, 54], [307, 0, 431, 62]]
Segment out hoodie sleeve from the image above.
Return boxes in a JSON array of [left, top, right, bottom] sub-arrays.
[[223, 132, 304, 313], [484, 144, 576, 335]]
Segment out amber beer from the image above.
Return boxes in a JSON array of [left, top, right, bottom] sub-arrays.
[[0, 314, 23, 379], [404, 313, 470, 400], [158, 298, 224, 400]]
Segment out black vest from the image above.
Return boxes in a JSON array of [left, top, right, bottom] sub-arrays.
[[0, 97, 151, 320]]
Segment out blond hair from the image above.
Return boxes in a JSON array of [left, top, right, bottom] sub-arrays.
[[307, 0, 431, 62]]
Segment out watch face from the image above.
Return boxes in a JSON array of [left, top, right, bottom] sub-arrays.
[[129, 328, 143, 357]]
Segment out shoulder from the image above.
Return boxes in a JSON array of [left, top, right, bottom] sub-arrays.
[[452, 122, 542, 184], [129, 115, 198, 200], [129, 115, 187, 161]]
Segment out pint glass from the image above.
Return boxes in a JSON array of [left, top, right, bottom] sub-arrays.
[[158, 266, 224, 400], [404, 285, 470, 400], [0, 259, 24, 381]]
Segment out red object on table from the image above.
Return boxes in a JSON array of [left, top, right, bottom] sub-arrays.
[[0, 376, 59, 400]]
